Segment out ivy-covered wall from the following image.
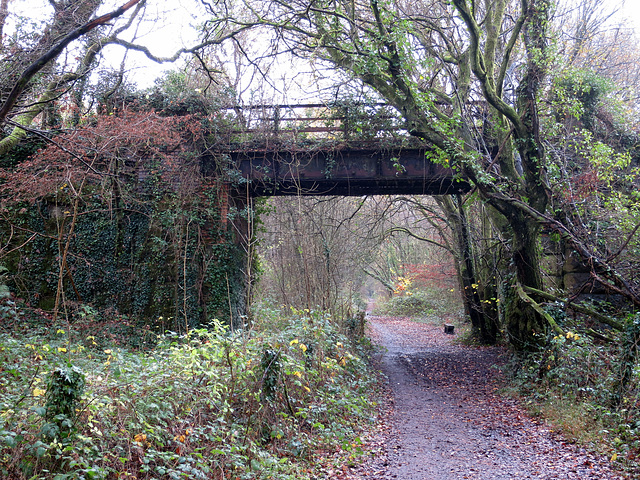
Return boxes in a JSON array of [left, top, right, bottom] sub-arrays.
[[0, 111, 251, 332], [1, 185, 248, 331]]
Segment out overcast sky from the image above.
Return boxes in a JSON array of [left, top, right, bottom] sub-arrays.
[[115, 0, 640, 91], [6, 1, 640, 93], [619, 0, 640, 25]]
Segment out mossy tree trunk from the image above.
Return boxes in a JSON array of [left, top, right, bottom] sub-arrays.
[[437, 196, 497, 344]]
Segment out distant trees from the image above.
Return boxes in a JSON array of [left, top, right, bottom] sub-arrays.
[[258, 196, 379, 316], [256, 194, 461, 322]]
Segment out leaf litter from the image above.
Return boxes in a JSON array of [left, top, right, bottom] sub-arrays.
[[334, 315, 630, 480]]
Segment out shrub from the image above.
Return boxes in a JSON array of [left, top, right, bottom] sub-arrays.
[[376, 290, 436, 317], [0, 310, 378, 479]]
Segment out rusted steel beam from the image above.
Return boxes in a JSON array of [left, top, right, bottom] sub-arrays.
[[216, 147, 470, 197], [226, 125, 404, 135]]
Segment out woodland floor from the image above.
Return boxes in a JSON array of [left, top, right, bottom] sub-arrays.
[[334, 315, 629, 480]]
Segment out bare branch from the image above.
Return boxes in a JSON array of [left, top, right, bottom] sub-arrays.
[[0, 0, 143, 124], [4, 118, 112, 177], [107, 24, 256, 64]]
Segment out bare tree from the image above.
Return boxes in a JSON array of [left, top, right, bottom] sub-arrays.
[[0, 0, 255, 157]]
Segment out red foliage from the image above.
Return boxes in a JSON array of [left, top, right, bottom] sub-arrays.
[[402, 262, 457, 290], [0, 110, 203, 207], [563, 170, 599, 203]]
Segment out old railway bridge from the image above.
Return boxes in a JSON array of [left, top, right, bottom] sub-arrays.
[[197, 103, 470, 326], [203, 103, 469, 199]]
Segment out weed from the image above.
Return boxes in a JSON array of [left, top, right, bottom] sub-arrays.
[[0, 309, 378, 479]]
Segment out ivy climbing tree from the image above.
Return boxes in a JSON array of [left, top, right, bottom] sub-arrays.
[[201, 0, 640, 348]]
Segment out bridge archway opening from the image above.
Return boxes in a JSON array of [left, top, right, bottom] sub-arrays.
[[239, 193, 465, 325]]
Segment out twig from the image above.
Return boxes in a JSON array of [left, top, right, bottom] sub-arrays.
[[4, 119, 115, 177], [607, 221, 640, 263], [0, 0, 143, 123]]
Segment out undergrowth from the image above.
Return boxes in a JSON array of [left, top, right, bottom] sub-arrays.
[[506, 325, 640, 474], [0, 306, 378, 479], [374, 288, 462, 320]]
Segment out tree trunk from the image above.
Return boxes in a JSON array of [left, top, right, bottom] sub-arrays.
[[438, 196, 496, 344], [504, 214, 548, 349]]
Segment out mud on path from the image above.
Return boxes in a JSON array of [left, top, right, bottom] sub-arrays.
[[346, 316, 627, 480]]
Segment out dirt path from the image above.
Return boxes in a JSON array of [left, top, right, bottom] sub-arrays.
[[351, 316, 627, 480]]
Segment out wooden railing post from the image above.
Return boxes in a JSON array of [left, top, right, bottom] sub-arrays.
[[273, 105, 280, 138]]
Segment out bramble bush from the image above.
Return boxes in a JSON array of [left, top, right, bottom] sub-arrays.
[[508, 314, 640, 471], [0, 308, 378, 479]]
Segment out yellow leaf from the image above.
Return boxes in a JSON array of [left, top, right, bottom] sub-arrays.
[[104, 349, 112, 354], [57, 347, 67, 353], [299, 343, 308, 353], [293, 371, 302, 377], [611, 453, 618, 462], [289, 339, 298, 346], [33, 387, 46, 397]]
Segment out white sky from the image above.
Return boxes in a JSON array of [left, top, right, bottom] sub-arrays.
[[620, 1, 640, 28], [106, 0, 640, 92], [5, 1, 640, 94]]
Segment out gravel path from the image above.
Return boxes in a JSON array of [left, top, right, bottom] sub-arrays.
[[350, 315, 629, 480]]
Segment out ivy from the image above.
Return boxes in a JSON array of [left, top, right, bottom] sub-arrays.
[[41, 366, 85, 442], [0, 110, 250, 332]]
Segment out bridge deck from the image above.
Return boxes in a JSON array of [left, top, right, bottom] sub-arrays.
[[225, 146, 469, 197], [202, 104, 469, 197]]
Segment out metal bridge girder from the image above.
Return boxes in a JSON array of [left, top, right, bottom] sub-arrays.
[[222, 147, 470, 197]]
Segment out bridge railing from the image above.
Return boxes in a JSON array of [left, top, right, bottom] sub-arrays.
[[207, 102, 416, 149]]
